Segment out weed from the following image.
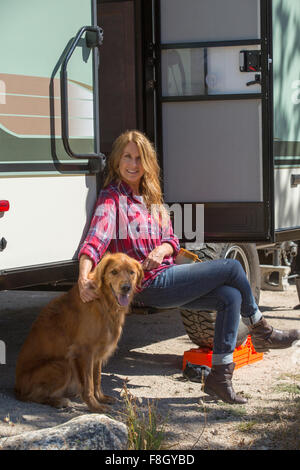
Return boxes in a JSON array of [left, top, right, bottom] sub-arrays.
[[274, 372, 300, 401], [273, 383, 300, 396], [237, 420, 258, 433], [223, 405, 248, 418], [278, 373, 300, 381], [120, 382, 168, 450], [3, 415, 13, 426]]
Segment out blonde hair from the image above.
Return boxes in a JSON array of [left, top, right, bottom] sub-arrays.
[[104, 130, 169, 224]]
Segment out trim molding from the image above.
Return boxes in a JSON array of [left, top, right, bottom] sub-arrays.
[[0, 260, 78, 290]]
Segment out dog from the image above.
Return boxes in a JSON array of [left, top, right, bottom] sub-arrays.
[[15, 253, 143, 412]]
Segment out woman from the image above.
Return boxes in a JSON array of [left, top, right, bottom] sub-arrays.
[[78, 130, 300, 405]]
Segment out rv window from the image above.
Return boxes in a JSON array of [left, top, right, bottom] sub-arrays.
[[160, 0, 260, 44], [162, 46, 261, 97]]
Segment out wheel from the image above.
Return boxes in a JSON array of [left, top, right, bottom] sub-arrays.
[[180, 243, 261, 349]]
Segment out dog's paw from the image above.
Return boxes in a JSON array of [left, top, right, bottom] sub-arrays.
[[48, 397, 72, 409], [96, 394, 116, 404], [88, 405, 108, 413], [87, 401, 109, 413]]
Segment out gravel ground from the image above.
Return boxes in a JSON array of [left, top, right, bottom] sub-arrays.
[[0, 284, 300, 450]]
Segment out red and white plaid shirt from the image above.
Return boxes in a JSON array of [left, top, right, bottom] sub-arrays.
[[78, 180, 180, 291]]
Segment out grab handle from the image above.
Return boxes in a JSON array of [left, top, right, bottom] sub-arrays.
[[60, 25, 105, 173]]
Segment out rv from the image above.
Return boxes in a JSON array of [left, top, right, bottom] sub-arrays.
[[1, 0, 300, 345]]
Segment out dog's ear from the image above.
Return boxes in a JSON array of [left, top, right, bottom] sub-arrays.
[[89, 253, 113, 289], [134, 260, 144, 289]]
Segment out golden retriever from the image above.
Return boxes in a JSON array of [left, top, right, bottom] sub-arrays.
[[15, 253, 143, 412]]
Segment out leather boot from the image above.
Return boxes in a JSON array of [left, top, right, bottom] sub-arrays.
[[203, 362, 247, 404], [249, 317, 300, 352]]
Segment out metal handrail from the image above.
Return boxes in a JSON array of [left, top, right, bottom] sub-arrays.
[[60, 25, 105, 171]]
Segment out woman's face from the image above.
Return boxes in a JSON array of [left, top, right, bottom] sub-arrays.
[[118, 141, 145, 190]]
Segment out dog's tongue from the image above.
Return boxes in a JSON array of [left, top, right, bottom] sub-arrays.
[[118, 294, 130, 307]]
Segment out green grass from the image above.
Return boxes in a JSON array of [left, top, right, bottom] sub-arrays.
[[236, 420, 258, 433], [278, 373, 300, 381], [273, 383, 300, 395], [223, 405, 248, 417]]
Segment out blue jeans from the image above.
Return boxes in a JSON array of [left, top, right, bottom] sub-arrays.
[[134, 259, 262, 365]]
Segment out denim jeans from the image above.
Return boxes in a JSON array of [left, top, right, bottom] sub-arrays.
[[134, 259, 262, 365]]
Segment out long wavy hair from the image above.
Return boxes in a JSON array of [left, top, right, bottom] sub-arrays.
[[103, 130, 169, 224]]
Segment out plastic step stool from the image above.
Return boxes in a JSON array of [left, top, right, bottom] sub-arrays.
[[183, 336, 263, 370]]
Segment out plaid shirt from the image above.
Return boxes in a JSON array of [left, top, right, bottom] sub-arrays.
[[78, 180, 180, 291]]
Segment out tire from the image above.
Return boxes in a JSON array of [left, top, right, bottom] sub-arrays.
[[180, 243, 261, 349]]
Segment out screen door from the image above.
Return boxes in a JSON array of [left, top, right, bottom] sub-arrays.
[[155, 0, 273, 242]]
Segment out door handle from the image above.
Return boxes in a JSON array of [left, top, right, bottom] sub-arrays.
[[246, 74, 261, 86], [60, 25, 105, 173]]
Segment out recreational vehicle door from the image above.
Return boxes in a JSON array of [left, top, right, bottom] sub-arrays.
[[154, 0, 273, 245]]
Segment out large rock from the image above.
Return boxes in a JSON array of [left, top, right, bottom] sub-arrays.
[[0, 415, 128, 450]]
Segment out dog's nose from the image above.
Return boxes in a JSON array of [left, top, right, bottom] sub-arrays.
[[121, 283, 131, 294]]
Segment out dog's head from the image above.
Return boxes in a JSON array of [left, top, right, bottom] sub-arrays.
[[89, 253, 144, 308]]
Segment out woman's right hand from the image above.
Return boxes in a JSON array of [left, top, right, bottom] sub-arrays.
[[78, 276, 98, 303], [78, 255, 99, 303]]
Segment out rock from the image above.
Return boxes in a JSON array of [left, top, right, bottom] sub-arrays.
[[0, 414, 128, 450]]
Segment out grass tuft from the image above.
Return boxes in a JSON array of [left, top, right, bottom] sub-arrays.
[[120, 381, 168, 450]]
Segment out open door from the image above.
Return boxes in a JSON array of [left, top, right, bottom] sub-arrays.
[[153, 0, 274, 244]]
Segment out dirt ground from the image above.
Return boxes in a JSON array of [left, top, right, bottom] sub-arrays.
[[0, 284, 300, 450]]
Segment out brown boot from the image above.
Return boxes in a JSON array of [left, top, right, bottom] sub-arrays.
[[249, 317, 300, 352], [203, 363, 247, 404]]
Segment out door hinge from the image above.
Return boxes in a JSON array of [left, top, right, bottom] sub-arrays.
[[148, 41, 155, 53], [268, 55, 273, 71], [147, 41, 156, 66], [146, 79, 156, 91]]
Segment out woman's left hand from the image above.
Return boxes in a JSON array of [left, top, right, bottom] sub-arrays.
[[143, 244, 173, 271]]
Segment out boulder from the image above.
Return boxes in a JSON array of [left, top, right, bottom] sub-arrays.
[[0, 414, 128, 450]]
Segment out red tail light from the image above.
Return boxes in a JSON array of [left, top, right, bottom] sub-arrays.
[[0, 200, 10, 212]]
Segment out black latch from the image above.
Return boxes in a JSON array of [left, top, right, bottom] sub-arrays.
[[239, 50, 261, 72], [0, 238, 7, 252]]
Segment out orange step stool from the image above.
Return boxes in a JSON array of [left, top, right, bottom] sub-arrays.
[[183, 335, 263, 370]]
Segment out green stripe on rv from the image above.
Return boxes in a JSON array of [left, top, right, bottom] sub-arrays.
[[273, 0, 300, 159], [0, 128, 93, 163]]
